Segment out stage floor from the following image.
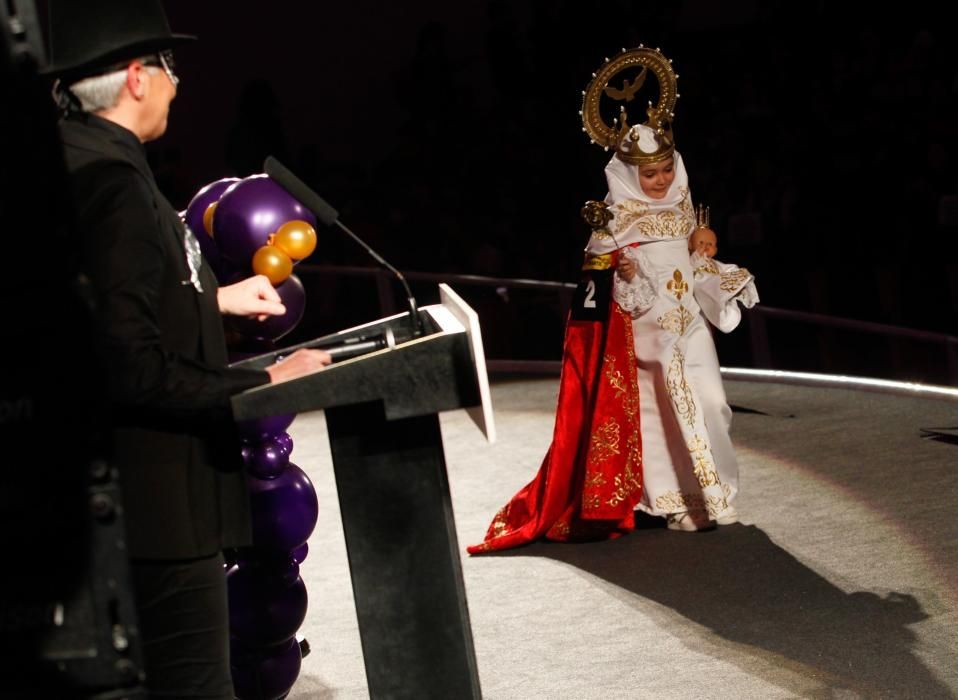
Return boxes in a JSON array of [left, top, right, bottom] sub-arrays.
[[286, 376, 958, 699]]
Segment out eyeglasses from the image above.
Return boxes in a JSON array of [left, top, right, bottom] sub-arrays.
[[158, 50, 178, 86], [143, 50, 179, 86]]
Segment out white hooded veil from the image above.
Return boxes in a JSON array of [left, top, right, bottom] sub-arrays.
[[585, 125, 695, 257]]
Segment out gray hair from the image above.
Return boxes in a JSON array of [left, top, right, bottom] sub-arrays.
[[67, 57, 160, 113]]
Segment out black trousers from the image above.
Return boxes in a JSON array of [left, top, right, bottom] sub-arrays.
[[130, 553, 233, 699]]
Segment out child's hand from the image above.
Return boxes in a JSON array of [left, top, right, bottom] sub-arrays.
[[617, 255, 637, 282]]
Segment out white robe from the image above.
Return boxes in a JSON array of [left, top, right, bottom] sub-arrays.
[[585, 150, 756, 520]]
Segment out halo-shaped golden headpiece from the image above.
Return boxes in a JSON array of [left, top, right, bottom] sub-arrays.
[[580, 46, 679, 166]]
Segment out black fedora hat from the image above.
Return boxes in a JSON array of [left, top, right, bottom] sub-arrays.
[[43, 0, 195, 80]]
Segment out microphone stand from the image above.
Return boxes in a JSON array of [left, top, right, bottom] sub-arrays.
[[329, 218, 423, 337]]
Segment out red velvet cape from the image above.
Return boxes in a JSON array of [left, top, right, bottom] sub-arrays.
[[468, 269, 643, 553]]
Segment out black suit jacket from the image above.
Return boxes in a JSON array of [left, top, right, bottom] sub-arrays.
[[60, 112, 269, 559]]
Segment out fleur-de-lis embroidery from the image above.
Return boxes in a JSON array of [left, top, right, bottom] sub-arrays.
[[667, 269, 688, 300]]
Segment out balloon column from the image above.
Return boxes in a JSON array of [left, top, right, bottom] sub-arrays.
[[184, 174, 317, 342], [183, 174, 320, 700]]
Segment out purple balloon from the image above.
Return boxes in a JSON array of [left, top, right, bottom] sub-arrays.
[[247, 463, 318, 552], [228, 560, 308, 647], [275, 433, 294, 456], [231, 274, 306, 342], [237, 415, 295, 443], [231, 637, 302, 700], [183, 177, 240, 281], [291, 542, 308, 564], [214, 174, 317, 267], [247, 434, 292, 480]]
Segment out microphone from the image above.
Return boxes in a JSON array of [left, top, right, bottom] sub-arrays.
[[277, 328, 397, 362], [264, 156, 424, 338]]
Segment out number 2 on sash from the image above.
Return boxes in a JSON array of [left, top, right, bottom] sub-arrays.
[[583, 279, 596, 309]]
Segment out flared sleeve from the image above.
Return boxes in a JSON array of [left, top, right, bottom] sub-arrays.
[[691, 252, 759, 333]]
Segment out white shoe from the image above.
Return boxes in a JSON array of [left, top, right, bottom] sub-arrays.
[[666, 511, 715, 532], [715, 506, 739, 525]]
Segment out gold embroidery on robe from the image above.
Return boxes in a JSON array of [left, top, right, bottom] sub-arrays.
[[688, 435, 721, 487], [622, 390, 640, 421], [619, 306, 641, 427], [694, 258, 720, 276], [667, 348, 696, 429], [609, 199, 650, 235], [720, 268, 751, 292], [616, 342, 639, 418], [583, 306, 643, 514], [655, 486, 731, 517], [667, 269, 689, 300], [488, 503, 515, 538], [607, 430, 642, 507], [610, 188, 693, 240], [655, 490, 704, 513], [637, 210, 692, 239], [582, 493, 602, 511], [604, 355, 627, 398], [584, 472, 608, 489], [635, 188, 693, 239], [547, 517, 571, 538], [588, 417, 621, 465], [657, 306, 695, 336]]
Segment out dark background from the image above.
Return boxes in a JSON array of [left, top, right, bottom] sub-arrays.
[[139, 3, 958, 375]]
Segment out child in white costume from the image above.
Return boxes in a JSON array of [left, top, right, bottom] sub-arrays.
[[469, 47, 760, 552], [589, 124, 758, 531]]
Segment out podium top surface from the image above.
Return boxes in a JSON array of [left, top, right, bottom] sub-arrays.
[[231, 285, 495, 442]]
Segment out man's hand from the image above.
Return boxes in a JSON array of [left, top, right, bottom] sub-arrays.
[[266, 348, 333, 383], [218, 275, 286, 321]]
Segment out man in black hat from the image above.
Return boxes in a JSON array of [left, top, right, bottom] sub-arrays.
[[44, 1, 330, 696]]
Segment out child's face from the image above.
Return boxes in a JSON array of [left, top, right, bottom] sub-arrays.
[[689, 228, 718, 258], [637, 158, 676, 200]]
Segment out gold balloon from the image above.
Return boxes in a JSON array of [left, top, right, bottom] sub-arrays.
[[252, 245, 293, 286], [203, 201, 218, 236], [270, 220, 317, 261]]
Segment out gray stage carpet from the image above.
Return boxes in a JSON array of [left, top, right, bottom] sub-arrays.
[[286, 377, 958, 699]]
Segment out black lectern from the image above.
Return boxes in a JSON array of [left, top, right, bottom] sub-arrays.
[[231, 284, 494, 700]]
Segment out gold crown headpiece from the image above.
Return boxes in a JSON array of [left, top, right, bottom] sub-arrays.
[[580, 46, 679, 166], [695, 203, 710, 229]]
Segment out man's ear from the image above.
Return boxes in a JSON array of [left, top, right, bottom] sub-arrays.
[[126, 62, 147, 100]]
